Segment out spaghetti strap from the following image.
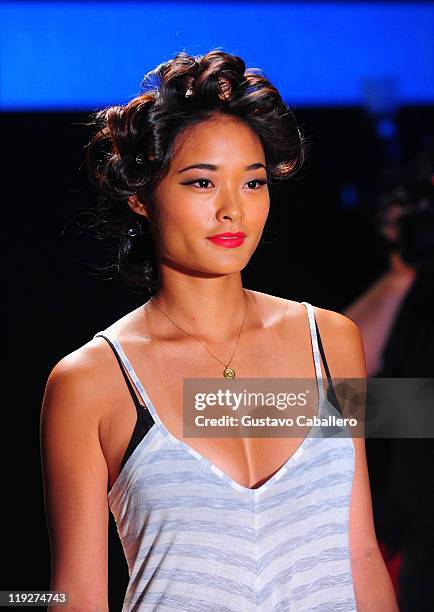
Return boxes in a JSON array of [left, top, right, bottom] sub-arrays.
[[93, 330, 156, 413], [94, 333, 144, 412], [300, 302, 326, 402], [93, 332, 156, 473], [300, 303, 343, 415]]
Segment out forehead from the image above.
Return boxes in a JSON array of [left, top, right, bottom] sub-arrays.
[[171, 114, 265, 167]]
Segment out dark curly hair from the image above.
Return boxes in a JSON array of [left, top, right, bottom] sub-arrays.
[[85, 49, 306, 296]]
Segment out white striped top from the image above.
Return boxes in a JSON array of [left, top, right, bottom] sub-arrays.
[[94, 301, 356, 611]]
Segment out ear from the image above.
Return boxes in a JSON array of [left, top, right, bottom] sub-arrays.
[[128, 194, 149, 219]]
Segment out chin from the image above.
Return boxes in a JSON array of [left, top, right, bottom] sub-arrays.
[[193, 259, 248, 277]]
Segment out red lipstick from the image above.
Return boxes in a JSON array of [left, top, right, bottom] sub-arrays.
[[206, 231, 246, 248]]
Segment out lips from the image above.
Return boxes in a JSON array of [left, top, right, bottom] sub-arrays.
[[207, 231, 246, 239], [206, 232, 246, 248]]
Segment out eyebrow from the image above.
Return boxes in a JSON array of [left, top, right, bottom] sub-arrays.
[[177, 162, 266, 173]]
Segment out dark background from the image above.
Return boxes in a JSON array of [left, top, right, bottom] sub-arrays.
[[5, 105, 434, 609]]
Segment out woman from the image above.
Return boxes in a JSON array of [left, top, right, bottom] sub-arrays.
[[40, 50, 398, 611]]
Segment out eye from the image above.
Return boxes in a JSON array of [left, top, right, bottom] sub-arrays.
[[181, 178, 213, 189], [246, 179, 268, 190]]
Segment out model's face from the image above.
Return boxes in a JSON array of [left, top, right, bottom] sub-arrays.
[[140, 114, 270, 278]]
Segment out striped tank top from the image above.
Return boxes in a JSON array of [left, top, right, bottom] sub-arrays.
[[93, 301, 356, 611]]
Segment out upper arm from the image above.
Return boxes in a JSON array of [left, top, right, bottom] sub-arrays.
[[314, 308, 379, 557], [321, 312, 398, 608], [339, 321, 379, 559], [40, 350, 110, 611]]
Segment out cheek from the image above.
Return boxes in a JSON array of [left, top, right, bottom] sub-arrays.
[[162, 201, 210, 234], [154, 194, 210, 247], [251, 195, 270, 225]]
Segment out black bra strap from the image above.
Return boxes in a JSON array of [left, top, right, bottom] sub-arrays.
[[94, 333, 144, 414], [314, 320, 343, 415], [315, 320, 333, 381]]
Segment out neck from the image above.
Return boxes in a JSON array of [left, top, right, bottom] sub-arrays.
[[145, 275, 252, 344]]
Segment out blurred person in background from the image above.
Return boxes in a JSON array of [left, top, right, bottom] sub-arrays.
[[344, 146, 434, 611]]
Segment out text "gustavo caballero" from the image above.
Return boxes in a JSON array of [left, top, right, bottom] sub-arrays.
[[194, 415, 358, 428]]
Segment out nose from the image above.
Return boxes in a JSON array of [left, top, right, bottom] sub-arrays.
[[215, 185, 243, 222]]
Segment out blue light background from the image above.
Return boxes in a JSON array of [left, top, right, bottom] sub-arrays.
[[2, 1, 434, 110]]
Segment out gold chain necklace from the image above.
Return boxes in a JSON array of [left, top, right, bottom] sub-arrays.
[[149, 290, 249, 379]]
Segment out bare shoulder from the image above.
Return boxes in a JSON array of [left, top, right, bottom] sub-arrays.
[[44, 304, 145, 407], [250, 288, 360, 332], [310, 303, 367, 379], [311, 302, 361, 335], [40, 335, 114, 466], [43, 338, 115, 419], [250, 290, 366, 378]]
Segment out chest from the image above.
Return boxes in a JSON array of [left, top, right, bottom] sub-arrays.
[[103, 323, 326, 491]]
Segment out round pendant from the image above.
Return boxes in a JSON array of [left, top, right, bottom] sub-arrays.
[[223, 367, 236, 380]]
